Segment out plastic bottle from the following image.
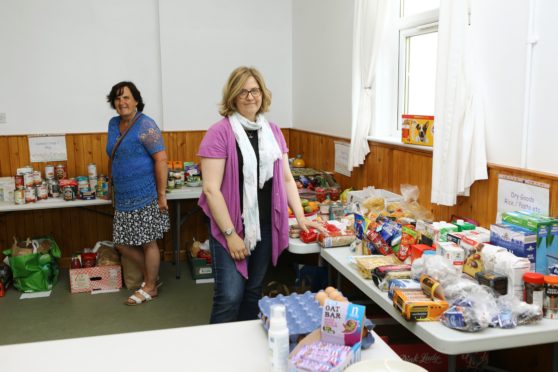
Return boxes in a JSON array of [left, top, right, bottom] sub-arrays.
[[268, 303, 289, 372]]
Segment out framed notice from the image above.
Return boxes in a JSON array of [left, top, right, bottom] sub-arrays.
[[497, 174, 549, 215], [28, 135, 67, 162], [334, 141, 351, 177]]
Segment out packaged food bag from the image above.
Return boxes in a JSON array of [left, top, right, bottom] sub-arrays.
[[3, 236, 61, 292]]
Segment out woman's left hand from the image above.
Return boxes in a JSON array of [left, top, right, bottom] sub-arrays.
[[296, 217, 325, 233], [158, 196, 168, 212]]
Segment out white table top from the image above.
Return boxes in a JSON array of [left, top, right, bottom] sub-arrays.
[[0, 320, 399, 372], [288, 237, 321, 254], [0, 186, 203, 212], [321, 247, 558, 355]]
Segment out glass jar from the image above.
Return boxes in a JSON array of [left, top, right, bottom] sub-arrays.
[[523, 272, 544, 312]]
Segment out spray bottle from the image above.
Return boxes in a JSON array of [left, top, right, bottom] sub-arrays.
[[268, 303, 289, 372]]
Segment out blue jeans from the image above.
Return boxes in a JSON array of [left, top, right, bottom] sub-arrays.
[[209, 224, 272, 324]]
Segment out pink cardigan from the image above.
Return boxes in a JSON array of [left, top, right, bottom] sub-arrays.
[[197, 117, 290, 278]]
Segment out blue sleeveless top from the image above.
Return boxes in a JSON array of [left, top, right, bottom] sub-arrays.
[[106, 113, 165, 211]]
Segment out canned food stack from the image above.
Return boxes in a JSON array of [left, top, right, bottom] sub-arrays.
[[11, 163, 109, 204]]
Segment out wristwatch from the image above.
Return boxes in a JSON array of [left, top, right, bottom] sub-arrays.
[[223, 227, 235, 237]]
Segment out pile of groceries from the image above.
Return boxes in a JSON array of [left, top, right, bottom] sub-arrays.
[[166, 160, 201, 190], [0, 163, 109, 204], [292, 185, 558, 333], [258, 289, 375, 372]]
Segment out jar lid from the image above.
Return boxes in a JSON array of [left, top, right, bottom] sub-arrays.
[[544, 275, 558, 285], [523, 272, 545, 284]]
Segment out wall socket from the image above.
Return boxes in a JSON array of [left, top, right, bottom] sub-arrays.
[[0, 113, 6, 124]]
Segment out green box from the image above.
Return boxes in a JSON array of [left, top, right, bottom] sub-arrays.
[[188, 253, 213, 280]]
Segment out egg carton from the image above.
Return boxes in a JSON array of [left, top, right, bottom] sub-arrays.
[[258, 291, 322, 336]]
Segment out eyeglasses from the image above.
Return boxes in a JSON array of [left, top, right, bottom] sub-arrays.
[[238, 88, 262, 99]]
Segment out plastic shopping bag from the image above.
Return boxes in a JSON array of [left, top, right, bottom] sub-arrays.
[[3, 236, 61, 293]]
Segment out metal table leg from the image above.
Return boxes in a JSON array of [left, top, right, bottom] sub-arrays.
[[448, 354, 457, 372], [553, 342, 558, 372], [173, 200, 181, 279]]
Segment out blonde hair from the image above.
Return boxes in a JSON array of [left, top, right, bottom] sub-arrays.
[[219, 66, 272, 117]]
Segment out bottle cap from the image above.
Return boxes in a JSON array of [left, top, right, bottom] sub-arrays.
[[269, 304, 287, 329]]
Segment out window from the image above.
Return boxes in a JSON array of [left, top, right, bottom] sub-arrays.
[[396, 1, 439, 133]]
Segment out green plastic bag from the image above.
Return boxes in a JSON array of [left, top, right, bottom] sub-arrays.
[[3, 236, 61, 293]]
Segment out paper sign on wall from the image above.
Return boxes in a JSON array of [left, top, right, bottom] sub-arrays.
[[334, 141, 351, 177], [497, 174, 549, 215], [28, 135, 67, 162]]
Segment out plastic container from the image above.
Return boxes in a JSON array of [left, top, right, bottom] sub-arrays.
[[523, 272, 544, 311], [269, 304, 289, 372], [544, 275, 558, 319]]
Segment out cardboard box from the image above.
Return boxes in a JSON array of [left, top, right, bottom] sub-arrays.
[[69, 265, 122, 293], [289, 300, 365, 372], [401, 115, 435, 146]]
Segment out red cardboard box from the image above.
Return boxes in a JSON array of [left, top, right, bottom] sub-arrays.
[[69, 265, 122, 293], [410, 244, 435, 262]]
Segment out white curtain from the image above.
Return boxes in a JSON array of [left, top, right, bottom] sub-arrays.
[[348, 0, 390, 170], [431, 0, 488, 206]]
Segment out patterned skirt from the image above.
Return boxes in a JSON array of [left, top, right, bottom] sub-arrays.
[[113, 199, 170, 246]]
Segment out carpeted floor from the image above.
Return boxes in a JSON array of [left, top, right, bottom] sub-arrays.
[[0, 253, 305, 346]]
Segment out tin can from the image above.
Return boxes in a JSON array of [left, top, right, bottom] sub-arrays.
[[89, 176, 98, 191], [14, 188, 25, 205], [37, 182, 49, 200], [63, 185, 76, 201], [70, 254, 82, 269], [96, 175, 109, 199], [14, 174, 24, 188], [25, 186, 36, 203], [167, 171, 175, 190], [87, 163, 97, 178], [544, 275, 558, 319], [174, 171, 184, 189], [55, 164, 66, 180], [45, 165, 55, 179], [32, 171, 42, 186], [48, 179, 60, 198], [23, 172, 34, 187]]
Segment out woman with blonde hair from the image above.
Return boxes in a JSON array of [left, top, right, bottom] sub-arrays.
[[198, 66, 321, 323]]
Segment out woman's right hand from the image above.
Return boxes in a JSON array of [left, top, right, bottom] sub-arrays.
[[226, 234, 249, 261]]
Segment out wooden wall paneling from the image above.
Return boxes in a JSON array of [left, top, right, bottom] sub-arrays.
[[65, 134, 76, 178], [74, 134, 86, 176], [551, 180, 558, 217], [0, 136, 12, 176], [7, 137, 22, 175], [91, 134, 105, 176]]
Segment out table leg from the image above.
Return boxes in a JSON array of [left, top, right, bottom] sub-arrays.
[[448, 354, 457, 372], [173, 200, 181, 279], [553, 342, 558, 372]]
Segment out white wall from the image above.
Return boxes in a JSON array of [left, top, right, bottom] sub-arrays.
[[0, 0, 292, 135], [291, 0, 558, 175], [0, 0, 162, 135], [292, 0, 354, 138], [159, 0, 292, 131], [527, 0, 558, 174]]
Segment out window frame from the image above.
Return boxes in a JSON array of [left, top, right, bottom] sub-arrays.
[[395, 8, 439, 135]]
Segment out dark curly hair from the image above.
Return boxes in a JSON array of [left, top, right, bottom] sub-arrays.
[[106, 81, 145, 112]]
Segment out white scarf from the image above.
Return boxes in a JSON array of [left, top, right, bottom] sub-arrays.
[[230, 112, 282, 251]]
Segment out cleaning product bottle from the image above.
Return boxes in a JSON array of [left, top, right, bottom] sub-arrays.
[[268, 303, 289, 372]]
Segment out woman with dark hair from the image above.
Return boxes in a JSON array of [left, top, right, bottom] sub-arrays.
[[198, 67, 323, 323], [106, 81, 169, 305]]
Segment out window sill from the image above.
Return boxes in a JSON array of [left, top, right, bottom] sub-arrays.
[[366, 135, 433, 153]]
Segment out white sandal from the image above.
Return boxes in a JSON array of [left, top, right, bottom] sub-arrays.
[[125, 288, 157, 306]]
